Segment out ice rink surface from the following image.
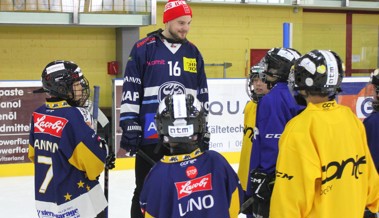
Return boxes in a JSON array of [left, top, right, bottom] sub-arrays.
[[1, 164, 246, 218]]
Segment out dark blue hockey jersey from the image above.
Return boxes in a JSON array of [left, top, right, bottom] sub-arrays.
[[364, 111, 379, 173], [247, 82, 303, 196], [28, 100, 107, 218], [140, 149, 243, 218], [120, 32, 209, 146]]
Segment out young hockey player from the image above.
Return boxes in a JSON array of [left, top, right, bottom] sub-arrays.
[[271, 50, 379, 217], [364, 68, 379, 172], [238, 64, 269, 217], [247, 47, 302, 218], [140, 94, 243, 218], [119, 1, 209, 217], [363, 68, 379, 218], [28, 60, 115, 218]]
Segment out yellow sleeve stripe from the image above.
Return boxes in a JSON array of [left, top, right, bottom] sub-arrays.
[[144, 211, 154, 218], [229, 187, 241, 218], [68, 142, 104, 180], [28, 144, 35, 163]]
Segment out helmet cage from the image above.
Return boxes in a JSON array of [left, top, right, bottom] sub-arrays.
[[247, 65, 266, 102], [155, 94, 206, 144]]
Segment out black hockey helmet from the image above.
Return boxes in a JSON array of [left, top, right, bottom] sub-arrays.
[[369, 68, 379, 111], [292, 50, 344, 99], [41, 60, 90, 107], [155, 94, 206, 145], [246, 63, 267, 102], [261, 47, 301, 83]]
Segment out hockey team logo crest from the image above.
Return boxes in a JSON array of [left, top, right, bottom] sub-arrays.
[[158, 81, 186, 102], [175, 173, 212, 199], [33, 112, 68, 138]]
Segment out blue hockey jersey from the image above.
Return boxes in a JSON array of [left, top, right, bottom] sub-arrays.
[[120, 32, 209, 146], [246, 82, 303, 196], [140, 149, 243, 218], [364, 111, 379, 173], [28, 100, 107, 218]]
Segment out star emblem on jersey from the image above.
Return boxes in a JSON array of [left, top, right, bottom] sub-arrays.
[[77, 180, 85, 188], [64, 193, 72, 201]]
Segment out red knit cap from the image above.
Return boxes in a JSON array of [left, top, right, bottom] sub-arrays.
[[163, 0, 192, 23]]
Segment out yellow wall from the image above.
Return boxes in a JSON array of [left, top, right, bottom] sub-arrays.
[[352, 14, 379, 69], [0, 26, 117, 107]]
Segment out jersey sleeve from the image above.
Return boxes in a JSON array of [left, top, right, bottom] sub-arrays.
[[120, 42, 144, 122], [195, 51, 209, 114]]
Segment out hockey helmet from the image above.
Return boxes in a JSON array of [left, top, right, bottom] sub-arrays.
[[246, 63, 268, 102], [261, 47, 301, 82], [155, 94, 206, 144], [292, 50, 344, 98], [41, 60, 90, 107], [368, 68, 379, 111]]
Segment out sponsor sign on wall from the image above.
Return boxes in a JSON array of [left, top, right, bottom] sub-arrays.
[[0, 81, 45, 164]]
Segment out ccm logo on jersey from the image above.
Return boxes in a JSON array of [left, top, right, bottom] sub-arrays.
[[265, 134, 281, 138], [175, 173, 212, 199], [33, 112, 68, 138]]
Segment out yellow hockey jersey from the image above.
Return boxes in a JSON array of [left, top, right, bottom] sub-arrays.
[[271, 100, 379, 218], [238, 101, 257, 192]]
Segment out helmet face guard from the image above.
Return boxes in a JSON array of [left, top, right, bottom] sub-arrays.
[[247, 64, 267, 102], [292, 50, 344, 99], [155, 94, 206, 144], [42, 60, 90, 107]]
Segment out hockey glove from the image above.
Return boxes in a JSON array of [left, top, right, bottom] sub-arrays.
[[364, 209, 379, 218], [250, 170, 275, 202], [98, 137, 116, 170], [199, 131, 210, 152], [120, 119, 142, 156], [105, 153, 116, 170]]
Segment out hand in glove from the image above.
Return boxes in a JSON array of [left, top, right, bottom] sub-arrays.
[[98, 137, 116, 169], [120, 119, 142, 156], [105, 153, 116, 170], [250, 170, 275, 202]]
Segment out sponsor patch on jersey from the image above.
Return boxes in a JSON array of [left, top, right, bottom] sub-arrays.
[[144, 113, 158, 139], [186, 166, 198, 179], [175, 173, 212, 199], [33, 112, 68, 138], [158, 81, 186, 102], [183, 57, 197, 73]]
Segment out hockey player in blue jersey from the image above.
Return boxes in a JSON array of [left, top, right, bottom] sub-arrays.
[[246, 47, 303, 218], [28, 60, 115, 218], [140, 94, 243, 218], [119, 1, 209, 217], [363, 68, 379, 218], [364, 68, 379, 173]]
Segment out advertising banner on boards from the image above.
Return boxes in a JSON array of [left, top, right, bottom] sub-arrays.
[[112, 77, 371, 158], [0, 81, 45, 165]]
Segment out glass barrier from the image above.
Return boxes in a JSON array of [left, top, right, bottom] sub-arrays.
[[0, 0, 152, 13]]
